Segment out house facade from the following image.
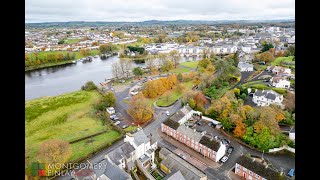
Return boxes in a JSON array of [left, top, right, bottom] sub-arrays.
[[267, 66, 292, 75], [269, 76, 290, 89], [235, 155, 288, 180], [252, 90, 284, 106], [161, 119, 226, 162], [105, 129, 157, 173]]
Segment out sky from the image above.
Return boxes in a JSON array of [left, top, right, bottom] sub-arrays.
[[26, 0, 295, 23]]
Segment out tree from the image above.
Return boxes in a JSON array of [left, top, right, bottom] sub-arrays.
[[259, 51, 274, 63], [193, 91, 208, 109], [37, 139, 71, 164], [233, 88, 240, 98], [104, 91, 116, 107], [233, 120, 246, 138], [80, 48, 91, 56], [260, 43, 274, 52], [58, 40, 65, 44], [91, 42, 99, 46], [127, 93, 154, 124], [288, 45, 295, 56], [169, 50, 181, 68], [81, 81, 97, 91], [41, 47, 46, 51], [177, 73, 183, 82], [133, 67, 144, 77], [99, 43, 116, 54], [283, 92, 295, 112], [160, 60, 174, 72], [188, 98, 196, 108]]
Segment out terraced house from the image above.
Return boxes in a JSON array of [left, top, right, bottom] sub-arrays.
[[161, 106, 226, 162]]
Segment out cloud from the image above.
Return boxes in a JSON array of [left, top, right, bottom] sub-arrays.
[[25, 0, 295, 23]]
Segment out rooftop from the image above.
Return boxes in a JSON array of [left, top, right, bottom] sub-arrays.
[[106, 142, 135, 165], [236, 155, 289, 180], [254, 90, 281, 100], [163, 119, 180, 130], [163, 170, 186, 180], [177, 125, 203, 142], [199, 136, 221, 151]]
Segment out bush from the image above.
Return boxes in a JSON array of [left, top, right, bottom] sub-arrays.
[[288, 140, 295, 148], [272, 88, 287, 95], [81, 81, 97, 91], [240, 93, 247, 100]]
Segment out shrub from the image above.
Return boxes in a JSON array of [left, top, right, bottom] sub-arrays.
[[81, 81, 97, 91], [240, 93, 247, 100], [272, 88, 287, 95]]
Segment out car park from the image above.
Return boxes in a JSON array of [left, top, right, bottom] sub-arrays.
[[114, 121, 120, 125], [220, 156, 228, 163], [227, 147, 234, 154]]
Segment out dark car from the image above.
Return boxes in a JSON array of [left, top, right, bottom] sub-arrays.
[[227, 147, 234, 154], [196, 121, 202, 126], [208, 122, 215, 127], [222, 139, 230, 145]]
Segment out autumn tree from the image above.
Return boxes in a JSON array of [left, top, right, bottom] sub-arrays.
[[133, 67, 144, 78], [80, 48, 91, 56], [177, 73, 183, 82], [193, 91, 208, 110], [259, 51, 274, 63], [233, 120, 246, 138], [284, 92, 295, 112], [127, 93, 154, 124], [160, 59, 174, 72], [41, 47, 46, 51], [37, 139, 71, 164], [233, 88, 240, 98], [169, 50, 181, 68]]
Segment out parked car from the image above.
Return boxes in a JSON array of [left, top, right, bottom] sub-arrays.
[[221, 139, 230, 146], [227, 147, 234, 154], [208, 122, 215, 127], [166, 111, 170, 116], [214, 135, 219, 140], [114, 121, 120, 125], [122, 125, 129, 129], [220, 156, 228, 163], [196, 121, 202, 126], [288, 169, 295, 177], [110, 114, 117, 120]]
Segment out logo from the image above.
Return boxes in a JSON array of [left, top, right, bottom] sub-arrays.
[[31, 162, 48, 177]]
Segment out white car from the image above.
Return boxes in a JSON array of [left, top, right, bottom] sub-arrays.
[[166, 111, 170, 116], [220, 156, 228, 163], [114, 121, 120, 125]]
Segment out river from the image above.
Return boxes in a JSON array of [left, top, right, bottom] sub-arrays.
[[25, 55, 201, 100]]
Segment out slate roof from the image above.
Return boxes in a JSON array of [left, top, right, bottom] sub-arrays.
[[199, 136, 221, 151], [163, 119, 180, 130], [132, 129, 149, 146], [106, 142, 135, 165], [103, 159, 132, 180], [254, 90, 281, 100], [238, 62, 253, 69], [236, 155, 288, 180], [169, 105, 192, 123], [161, 153, 206, 180], [177, 125, 203, 142], [163, 170, 186, 180]]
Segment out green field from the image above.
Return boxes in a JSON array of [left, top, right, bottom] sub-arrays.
[[170, 68, 191, 74], [124, 126, 138, 132], [156, 81, 194, 107], [29, 50, 100, 60], [25, 90, 121, 175], [272, 56, 295, 67], [180, 61, 199, 69], [64, 38, 81, 44]]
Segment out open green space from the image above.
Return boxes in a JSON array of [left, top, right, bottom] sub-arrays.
[[28, 50, 100, 60], [271, 56, 295, 68], [180, 61, 199, 69], [64, 38, 81, 44], [170, 67, 191, 74], [25, 90, 121, 175], [156, 81, 193, 107], [124, 126, 138, 132]]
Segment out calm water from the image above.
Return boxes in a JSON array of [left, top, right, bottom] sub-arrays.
[[25, 56, 201, 100]]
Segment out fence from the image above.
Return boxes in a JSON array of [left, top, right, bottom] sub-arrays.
[[268, 145, 295, 153]]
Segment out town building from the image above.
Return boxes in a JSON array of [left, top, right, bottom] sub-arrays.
[[269, 76, 291, 89], [238, 61, 254, 72], [252, 90, 284, 107], [235, 155, 289, 180]]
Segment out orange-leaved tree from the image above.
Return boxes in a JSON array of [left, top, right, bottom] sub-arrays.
[[127, 93, 154, 124]]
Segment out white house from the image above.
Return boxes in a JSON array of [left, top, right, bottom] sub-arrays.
[[169, 105, 201, 125], [241, 46, 252, 53], [267, 66, 292, 75], [106, 129, 157, 172], [252, 90, 284, 107], [237, 62, 254, 72], [269, 76, 291, 89], [289, 127, 295, 141]]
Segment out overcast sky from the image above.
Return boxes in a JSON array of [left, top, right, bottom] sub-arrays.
[[26, 0, 295, 23]]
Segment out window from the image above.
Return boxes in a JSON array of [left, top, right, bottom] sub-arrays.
[[199, 148, 202, 153], [243, 167, 247, 172], [262, 178, 266, 180], [208, 153, 211, 158], [256, 174, 260, 178], [249, 171, 253, 175]]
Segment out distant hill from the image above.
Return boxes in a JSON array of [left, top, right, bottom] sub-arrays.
[[25, 19, 295, 28]]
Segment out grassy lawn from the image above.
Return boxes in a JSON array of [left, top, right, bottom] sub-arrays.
[[180, 61, 199, 69], [64, 38, 81, 44], [25, 90, 121, 175], [170, 68, 191, 74], [254, 64, 267, 71], [124, 126, 138, 132], [156, 81, 193, 107], [29, 50, 100, 60], [271, 56, 295, 68]]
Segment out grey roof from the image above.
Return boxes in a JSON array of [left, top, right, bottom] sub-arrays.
[[199, 136, 221, 151], [161, 153, 207, 180], [177, 125, 203, 143], [290, 126, 295, 133], [238, 62, 253, 69], [159, 147, 172, 157], [169, 105, 192, 123], [163, 170, 186, 180], [107, 142, 135, 165], [132, 129, 149, 146], [103, 159, 132, 180], [254, 90, 281, 100], [138, 154, 150, 164]]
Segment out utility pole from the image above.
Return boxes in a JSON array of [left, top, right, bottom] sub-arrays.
[[262, 150, 264, 160]]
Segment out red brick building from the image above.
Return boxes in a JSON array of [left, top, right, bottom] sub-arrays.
[[161, 119, 226, 162]]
